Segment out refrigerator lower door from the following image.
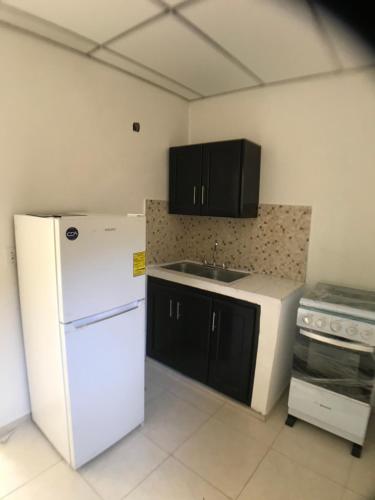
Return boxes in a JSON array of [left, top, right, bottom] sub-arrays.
[[62, 300, 145, 468]]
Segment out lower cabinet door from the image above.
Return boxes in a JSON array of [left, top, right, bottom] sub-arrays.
[[146, 279, 176, 368], [147, 278, 260, 406], [208, 298, 259, 405], [174, 287, 212, 383]]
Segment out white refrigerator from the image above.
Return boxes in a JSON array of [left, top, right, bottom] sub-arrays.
[[14, 213, 146, 468]]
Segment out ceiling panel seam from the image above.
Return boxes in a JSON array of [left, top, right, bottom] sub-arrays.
[[2, 1, 373, 103], [0, 19, 193, 102], [153, 0, 205, 10], [189, 63, 375, 102], [0, 2, 97, 49], [0, 19, 96, 56], [95, 47, 204, 96], [172, 11, 264, 85], [89, 10, 169, 56], [88, 56, 192, 101]]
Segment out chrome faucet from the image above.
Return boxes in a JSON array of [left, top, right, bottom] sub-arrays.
[[203, 240, 227, 269], [211, 240, 218, 267]]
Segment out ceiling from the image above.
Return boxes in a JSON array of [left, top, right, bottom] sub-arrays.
[[0, 0, 373, 101]]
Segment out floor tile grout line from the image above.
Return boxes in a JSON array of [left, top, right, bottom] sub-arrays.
[[147, 364, 367, 497], [172, 454, 232, 500], [151, 377, 288, 451], [343, 453, 355, 490], [146, 360, 228, 407], [268, 447, 353, 491], [163, 386, 225, 416], [167, 386, 226, 415], [78, 419, 172, 500], [78, 468, 106, 500], [212, 406, 288, 449], [147, 370, 227, 415], [233, 445, 272, 500], [171, 410, 272, 500], [147, 360, 282, 425], [266, 416, 289, 448], [270, 421, 358, 490], [139, 427, 174, 455], [121, 454, 171, 499], [145, 377, 225, 448], [0, 458, 63, 499], [142, 402, 214, 456]]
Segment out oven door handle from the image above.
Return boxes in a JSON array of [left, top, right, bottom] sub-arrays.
[[299, 329, 375, 353]]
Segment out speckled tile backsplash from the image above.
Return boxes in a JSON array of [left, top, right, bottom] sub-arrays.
[[146, 200, 311, 282]]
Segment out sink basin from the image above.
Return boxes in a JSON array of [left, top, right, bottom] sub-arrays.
[[162, 261, 249, 283]]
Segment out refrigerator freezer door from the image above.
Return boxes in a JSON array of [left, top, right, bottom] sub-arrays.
[[63, 300, 145, 469], [55, 215, 145, 323]]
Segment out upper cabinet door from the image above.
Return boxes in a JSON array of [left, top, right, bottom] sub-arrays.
[[169, 144, 203, 215], [201, 140, 243, 217], [168, 139, 261, 218]]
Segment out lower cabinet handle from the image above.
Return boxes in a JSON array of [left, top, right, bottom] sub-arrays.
[[176, 301, 181, 320], [201, 185, 205, 205], [211, 311, 216, 332], [169, 299, 173, 318], [193, 186, 197, 205]]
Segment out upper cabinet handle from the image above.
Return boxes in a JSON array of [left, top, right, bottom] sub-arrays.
[[193, 186, 197, 205], [201, 185, 205, 205]]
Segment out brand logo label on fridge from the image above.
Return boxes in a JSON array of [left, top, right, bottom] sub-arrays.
[[66, 227, 79, 241]]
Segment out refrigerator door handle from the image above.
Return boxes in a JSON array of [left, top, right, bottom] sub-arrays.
[[67, 301, 142, 330]]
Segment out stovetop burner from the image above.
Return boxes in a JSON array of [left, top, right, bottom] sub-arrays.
[[303, 282, 375, 311]]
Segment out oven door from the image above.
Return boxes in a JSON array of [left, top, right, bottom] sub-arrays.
[[293, 328, 375, 404]]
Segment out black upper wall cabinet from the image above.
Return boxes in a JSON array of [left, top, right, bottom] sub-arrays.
[[169, 139, 261, 218]]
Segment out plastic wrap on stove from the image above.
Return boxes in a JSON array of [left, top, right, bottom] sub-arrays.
[[292, 338, 375, 404]]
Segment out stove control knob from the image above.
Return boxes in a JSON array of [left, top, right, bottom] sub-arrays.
[[361, 329, 373, 342], [302, 314, 313, 325], [346, 325, 358, 337], [315, 318, 326, 329], [330, 320, 342, 333]]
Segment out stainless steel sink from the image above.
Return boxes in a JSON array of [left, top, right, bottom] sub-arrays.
[[162, 261, 249, 283]]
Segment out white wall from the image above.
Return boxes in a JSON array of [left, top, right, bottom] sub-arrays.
[[190, 69, 375, 288], [0, 26, 188, 428], [2, 22, 375, 429]]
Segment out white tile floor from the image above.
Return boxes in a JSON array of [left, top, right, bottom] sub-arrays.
[[1, 360, 374, 500]]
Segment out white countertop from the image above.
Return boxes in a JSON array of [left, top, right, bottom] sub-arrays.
[[147, 261, 304, 303]]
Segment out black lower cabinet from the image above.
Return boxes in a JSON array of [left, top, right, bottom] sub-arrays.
[[208, 298, 259, 405], [146, 279, 176, 366], [173, 287, 212, 383], [147, 277, 260, 405], [147, 278, 212, 383]]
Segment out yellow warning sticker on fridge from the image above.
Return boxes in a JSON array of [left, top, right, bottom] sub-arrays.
[[133, 251, 146, 277]]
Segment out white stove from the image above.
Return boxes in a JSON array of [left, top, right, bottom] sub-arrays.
[[287, 282, 375, 458], [297, 308, 375, 346]]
